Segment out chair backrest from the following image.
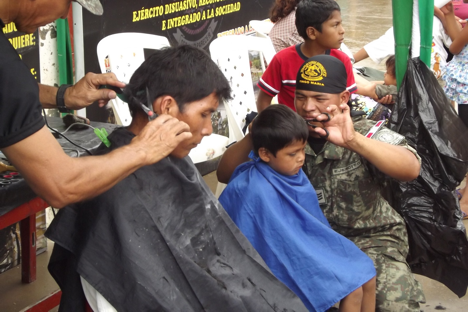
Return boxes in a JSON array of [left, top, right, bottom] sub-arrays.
[[96, 33, 170, 126], [249, 20, 274, 38], [209, 35, 276, 142]]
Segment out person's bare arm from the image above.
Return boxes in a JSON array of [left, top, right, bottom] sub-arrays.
[[352, 48, 369, 63], [449, 25, 468, 55], [256, 90, 273, 113], [39, 72, 126, 110], [217, 133, 253, 184], [2, 115, 192, 208], [355, 74, 378, 99], [434, 6, 447, 29], [312, 104, 420, 181], [440, 3, 463, 40], [355, 73, 394, 104]]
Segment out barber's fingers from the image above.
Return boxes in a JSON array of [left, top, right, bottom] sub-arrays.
[[84, 72, 126, 106], [133, 115, 192, 165], [87, 72, 126, 89], [152, 116, 192, 141]]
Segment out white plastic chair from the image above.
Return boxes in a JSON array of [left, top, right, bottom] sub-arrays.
[[96, 32, 229, 171], [209, 35, 276, 196], [249, 20, 274, 38], [209, 35, 276, 143], [96, 33, 171, 126]]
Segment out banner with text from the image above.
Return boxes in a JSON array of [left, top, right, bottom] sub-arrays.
[[83, 0, 272, 122], [2, 23, 40, 82]]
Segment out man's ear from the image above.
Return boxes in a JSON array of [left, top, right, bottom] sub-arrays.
[[339, 90, 350, 105], [156, 96, 178, 115], [258, 148, 271, 163], [306, 26, 318, 40]]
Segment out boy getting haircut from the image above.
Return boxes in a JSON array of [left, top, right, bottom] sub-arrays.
[[219, 105, 377, 312], [252, 105, 308, 157]]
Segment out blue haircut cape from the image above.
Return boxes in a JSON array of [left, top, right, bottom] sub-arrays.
[[219, 152, 376, 312]]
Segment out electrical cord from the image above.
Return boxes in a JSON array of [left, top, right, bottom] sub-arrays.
[[62, 148, 81, 158], [61, 122, 95, 135], [42, 109, 93, 156]]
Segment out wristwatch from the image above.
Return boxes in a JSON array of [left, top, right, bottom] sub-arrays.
[[56, 84, 73, 113]]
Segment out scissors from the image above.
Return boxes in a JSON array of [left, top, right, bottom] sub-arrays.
[[305, 113, 331, 139], [100, 85, 158, 121]]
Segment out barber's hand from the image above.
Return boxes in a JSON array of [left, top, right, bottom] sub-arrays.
[[377, 95, 394, 105], [64, 72, 126, 110], [130, 114, 192, 166], [311, 103, 357, 149]]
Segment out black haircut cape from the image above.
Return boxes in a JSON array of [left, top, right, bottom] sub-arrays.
[[45, 128, 307, 312]]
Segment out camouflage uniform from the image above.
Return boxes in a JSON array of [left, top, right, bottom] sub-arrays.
[[304, 117, 425, 312]]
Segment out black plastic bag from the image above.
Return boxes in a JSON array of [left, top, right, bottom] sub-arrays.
[[388, 58, 468, 297]]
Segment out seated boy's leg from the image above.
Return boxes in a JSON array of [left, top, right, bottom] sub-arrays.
[[361, 276, 376, 312], [369, 252, 425, 312], [339, 286, 363, 312]]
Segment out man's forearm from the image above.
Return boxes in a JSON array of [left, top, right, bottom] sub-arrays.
[[352, 48, 369, 63], [3, 128, 146, 208], [256, 91, 273, 113], [38, 83, 59, 108], [217, 133, 253, 184], [347, 132, 420, 181], [355, 74, 378, 99], [3, 116, 191, 208], [47, 145, 147, 207]]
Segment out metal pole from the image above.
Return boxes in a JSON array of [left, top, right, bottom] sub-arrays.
[[72, 2, 86, 117]]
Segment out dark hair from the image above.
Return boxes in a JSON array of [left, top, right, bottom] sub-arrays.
[[124, 45, 231, 116], [270, 0, 301, 23], [252, 105, 309, 157], [385, 55, 396, 78], [295, 0, 341, 40]]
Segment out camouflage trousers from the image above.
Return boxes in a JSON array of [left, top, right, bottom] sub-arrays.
[[366, 251, 426, 312]]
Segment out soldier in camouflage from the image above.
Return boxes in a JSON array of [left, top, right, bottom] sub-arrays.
[[302, 116, 425, 311], [217, 55, 425, 311]]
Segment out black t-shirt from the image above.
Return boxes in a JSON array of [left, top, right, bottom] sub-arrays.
[[0, 19, 45, 149]]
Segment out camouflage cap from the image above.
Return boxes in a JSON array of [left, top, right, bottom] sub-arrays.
[[75, 0, 103, 15]]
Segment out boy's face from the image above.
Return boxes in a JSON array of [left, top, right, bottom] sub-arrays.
[[312, 10, 344, 50], [260, 140, 306, 176], [170, 92, 218, 158], [294, 89, 348, 138], [384, 68, 397, 86]]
